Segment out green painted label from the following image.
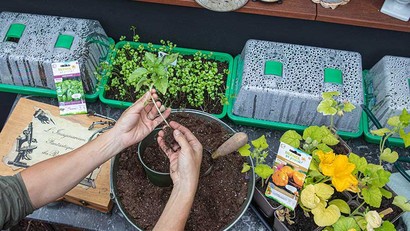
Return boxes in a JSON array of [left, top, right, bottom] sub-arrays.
[[324, 68, 343, 85], [55, 34, 74, 49]]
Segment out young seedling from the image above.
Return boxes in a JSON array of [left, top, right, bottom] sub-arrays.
[[130, 52, 178, 127], [239, 135, 273, 187], [317, 91, 356, 130]]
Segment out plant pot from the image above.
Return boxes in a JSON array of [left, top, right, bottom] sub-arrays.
[[99, 41, 234, 119], [252, 177, 282, 218], [110, 109, 255, 230], [273, 206, 323, 231], [137, 128, 172, 187]]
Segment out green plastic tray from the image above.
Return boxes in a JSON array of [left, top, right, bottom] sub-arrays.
[[228, 55, 364, 139], [0, 38, 115, 103], [362, 71, 405, 147], [99, 41, 234, 119]]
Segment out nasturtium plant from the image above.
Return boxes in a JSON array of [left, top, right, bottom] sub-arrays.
[[332, 216, 361, 231], [317, 91, 356, 129], [239, 135, 273, 187]]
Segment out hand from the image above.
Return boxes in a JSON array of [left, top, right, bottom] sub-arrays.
[[113, 89, 171, 149], [157, 121, 203, 191]]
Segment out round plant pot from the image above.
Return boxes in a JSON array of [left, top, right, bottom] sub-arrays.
[[137, 128, 172, 187], [110, 109, 255, 230]]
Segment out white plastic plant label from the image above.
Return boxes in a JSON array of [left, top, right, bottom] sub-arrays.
[[52, 61, 87, 115], [265, 142, 312, 210], [158, 51, 178, 66]]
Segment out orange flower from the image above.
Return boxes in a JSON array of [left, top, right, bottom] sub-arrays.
[[317, 150, 358, 192]]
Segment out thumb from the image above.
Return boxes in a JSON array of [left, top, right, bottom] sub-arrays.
[[130, 90, 151, 112], [173, 129, 190, 151]]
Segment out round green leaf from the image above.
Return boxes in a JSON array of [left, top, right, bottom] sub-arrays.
[[380, 148, 399, 163], [332, 216, 361, 231], [329, 199, 351, 214], [317, 99, 338, 116], [312, 203, 341, 227], [280, 130, 302, 148]]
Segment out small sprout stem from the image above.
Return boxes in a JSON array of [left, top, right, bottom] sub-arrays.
[[150, 93, 170, 127]]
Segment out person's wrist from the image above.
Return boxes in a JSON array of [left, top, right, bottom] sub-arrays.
[[173, 178, 198, 198]]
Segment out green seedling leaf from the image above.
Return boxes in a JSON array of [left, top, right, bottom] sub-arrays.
[[329, 199, 350, 214], [301, 185, 321, 209], [238, 144, 251, 156], [303, 126, 322, 142], [130, 67, 148, 81], [154, 65, 167, 77], [241, 163, 251, 173], [320, 126, 339, 146], [322, 91, 340, 100], [251, 135, 269, 150], [317, 99, 338, 116], [280, 130, 302, 148], [317, 143, 333, 152], [314, 183, 334, 200], [255, 164, 274, 179], [135, 76, 149, 91], [380, 148, 399, 163], [387, 116, 400, 127], [399, 128, 410, 148], [162, 53, 178, 66], [392, 195, 410, 212], [311, 203, 341, 227], [145, 52, 156, 66], [399, 108, 410, 125], [375, 221, 395, 231], [380, 187, 393, 199], [368, 169, 391, 188], [343, 102, 355, 112], [348, 152, 368, 174], [370, 128, 391, 137], [332, 216, 361, 231], [362, 186, 382, 208]]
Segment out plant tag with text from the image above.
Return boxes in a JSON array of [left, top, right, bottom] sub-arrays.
[[52, 61, 87, 115], [265, 142, 312, 210]]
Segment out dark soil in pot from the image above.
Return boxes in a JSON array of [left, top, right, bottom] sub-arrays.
[[115, 112, 250, 230], [279, 205, 320, 231], [105, 55, 228, 115]]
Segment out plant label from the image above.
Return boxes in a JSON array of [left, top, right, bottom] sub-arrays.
[[52, 61, 87, 115], [265, 142, 312, 210]]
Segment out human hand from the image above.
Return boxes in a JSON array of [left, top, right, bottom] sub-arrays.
[[112, 89, 171, 150], [157, 121, 203, 192]]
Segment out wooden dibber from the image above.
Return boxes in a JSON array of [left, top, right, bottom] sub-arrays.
[[211, 132, 248, 159]]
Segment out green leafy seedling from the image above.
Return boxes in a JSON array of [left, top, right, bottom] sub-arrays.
[[317, 91, 356, 130], [239, 135, 273, 187]]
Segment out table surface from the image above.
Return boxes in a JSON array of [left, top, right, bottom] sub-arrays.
[[136, 0, 410, 32], [7, 95, 409, 230]]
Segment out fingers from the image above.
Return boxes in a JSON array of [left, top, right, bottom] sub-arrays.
[[157, 130, 172, 156], [170, 122, 202, 153]]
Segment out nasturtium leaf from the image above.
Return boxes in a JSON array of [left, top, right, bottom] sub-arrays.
[[329, 199, 351, 214], [380, 187, 393, 199], [317, 99, 338, 116], [322, 91, 340, 100], [317, 143, 333, 152], [387, 116, 401, 127], [255, 164, 274, 179], [314, 183, 334, 200], [280, 130, 302, 148], [311, 203, 341, 227], [303, 126, 322, 142], [241, 163, 251, 173], [252, 135, 269, 150], [399, 128, 410, 148], [145, 52, 156, 66], [392, 195, 410, 212], [375, 221, 395, 231], [354, 216, 367, 230], [320, 126, 340, 146], [348, 153, 368, 174], [362, 186, 382, 208], [238, 144, 251, 156], [399, 108, 410, 125], [369, 169, 391, 188], [332, 216, 361, 231], [370, 128, 391, 137], [301, 184, 321, 209], [343, 102, 356, 112], [380, 148, 399, 163]]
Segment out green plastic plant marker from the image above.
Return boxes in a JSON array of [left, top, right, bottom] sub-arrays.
[[55, 34, 74, 49], [264, 60, 283, 76], [5, 23, 26, 41], [324, 68, 343, 85]]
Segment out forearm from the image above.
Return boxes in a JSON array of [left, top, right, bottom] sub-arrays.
[[20, 128, 124, 208], [154, 185, 196, 231]]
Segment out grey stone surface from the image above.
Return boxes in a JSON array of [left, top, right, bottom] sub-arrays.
[[0, 12, 109, 93], [233, 39, 363, 134]]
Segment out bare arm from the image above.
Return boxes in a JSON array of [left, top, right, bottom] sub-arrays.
[[21, 89, 170, 208], [155, 122, 203, 231]]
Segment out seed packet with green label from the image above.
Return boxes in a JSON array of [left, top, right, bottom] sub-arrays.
[[52, 61, 87, 115]]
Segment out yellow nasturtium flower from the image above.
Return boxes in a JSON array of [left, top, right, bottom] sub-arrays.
[[317, 150, 358, 192]]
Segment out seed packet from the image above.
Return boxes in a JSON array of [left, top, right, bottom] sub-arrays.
[[52, 61, 87, 115], [265, 142, 312, 210]]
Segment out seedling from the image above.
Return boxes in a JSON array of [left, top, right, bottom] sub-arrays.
[[317, 91, 356, 130], [239, 135, 273, 187]]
